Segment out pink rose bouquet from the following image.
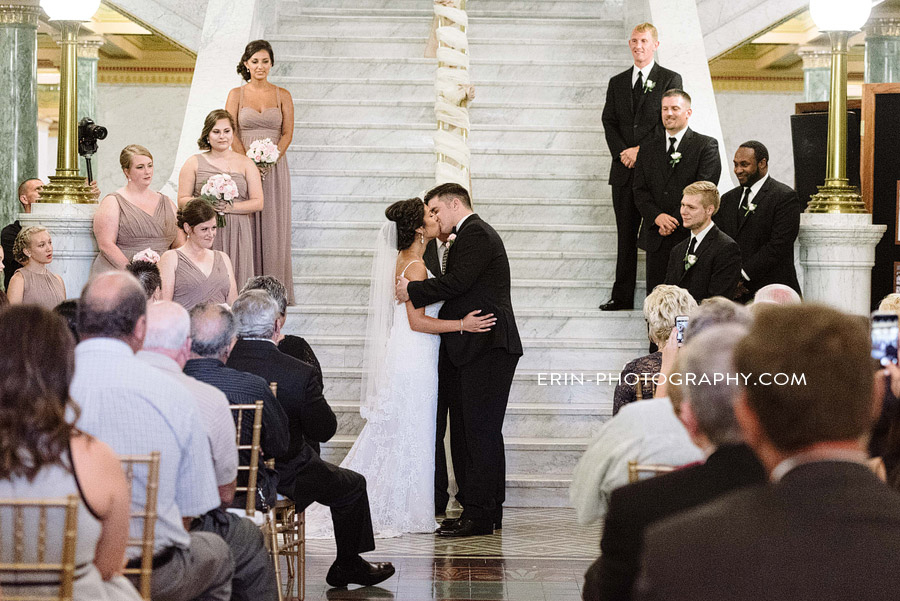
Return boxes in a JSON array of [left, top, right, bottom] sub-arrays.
[[200, 173, 239, 227], [246, 138, 280, 181]]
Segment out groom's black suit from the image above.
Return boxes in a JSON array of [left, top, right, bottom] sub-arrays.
[[408, 214, 522, 526]]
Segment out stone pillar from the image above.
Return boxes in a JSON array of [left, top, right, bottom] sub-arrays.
[[0, 0, 40, 229], [798, 213, 886, 314], [865, 18, 900, 84], [77, 35, 103, 179], [797, 46, 832, 103], [21, 203, 98, 297]]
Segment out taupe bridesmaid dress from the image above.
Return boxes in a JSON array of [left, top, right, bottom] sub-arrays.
[[18, 268, 65, 309], [172, 250, 231, 311], [192, 154, 255, 290], [90, 193, 178, 275], [237, 86, 295, 302]]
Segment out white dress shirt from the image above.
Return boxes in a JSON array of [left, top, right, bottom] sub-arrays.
[[687, 220, 715, 255], [665, 126, 688, 152], [632, 60, 655, 87]]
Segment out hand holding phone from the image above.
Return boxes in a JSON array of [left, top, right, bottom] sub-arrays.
[[675, 315, 689, 347], [872, 311, 899, 366]]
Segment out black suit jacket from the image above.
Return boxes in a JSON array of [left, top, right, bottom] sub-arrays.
[[408, 214, 522, 366], [633, 128, 721, 252], [714, 176, 801, 294], [637, 461, 900, 601], [423, 238, 441, 277], [583, 444, 765, 601], [602, 63, 683, 187], [1, 220, 22, 290], [664, 224, 741, 303]]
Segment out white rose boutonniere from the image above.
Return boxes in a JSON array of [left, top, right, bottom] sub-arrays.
[[743, 200, 757, 217], [447, 233, 457, 247], [683, 253, 697, 271], [669, 152, 682, 168], [643, 79, 655, 94]]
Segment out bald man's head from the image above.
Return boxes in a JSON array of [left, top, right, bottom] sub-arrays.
[[189, 303, 236, 360], [144, 301, 190, 351], [77, 271, 147, 342]]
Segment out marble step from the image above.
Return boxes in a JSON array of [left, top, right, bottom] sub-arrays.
[[287, 305, 646, 339], [275, 13, 623, 40], [291, 221, 615, 251], [274, 76, 608, 104], [269, 34, 624, 62], [285, 0, 622, 18], [292, 170, 606, 198], [277, 55, 620, 82], [319, 434, 590, 476], [331, 401, 609, 439], [293, 122, 605, 150], [301, 335, 645, 372], [294, 195, 615, 225], [505, 474, 574, 508], [307, 367, 625, 408], [288, 144, 611, 174]]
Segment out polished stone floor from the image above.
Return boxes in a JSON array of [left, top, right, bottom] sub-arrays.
[[301, 508, 600, 601]]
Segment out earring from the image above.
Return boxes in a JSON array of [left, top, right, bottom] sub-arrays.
[[420, 233, 425, 244]]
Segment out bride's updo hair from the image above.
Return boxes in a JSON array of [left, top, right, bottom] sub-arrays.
[[385, 198, 425, 251]]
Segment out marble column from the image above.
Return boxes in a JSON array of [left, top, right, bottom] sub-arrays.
[[865, 18, 900, 84], [77, 35, 104, 179], [798, 213, 886, 315], [797, 46, 832, 103], [0, 0, 40, 229]]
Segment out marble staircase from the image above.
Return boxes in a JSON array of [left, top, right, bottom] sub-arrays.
[[268, 0, 645, 506]]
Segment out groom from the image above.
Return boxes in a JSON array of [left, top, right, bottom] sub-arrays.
[[396, 183, 522, 537]]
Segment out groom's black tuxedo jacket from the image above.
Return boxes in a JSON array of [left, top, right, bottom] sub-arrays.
[[633, 127, 721, 252], [602, 62, 682, 187], [408, 214, 522, 367], [664, 224, 741, 303]]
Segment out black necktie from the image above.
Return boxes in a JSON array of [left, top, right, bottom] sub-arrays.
[[687, 236, 697, 257], [739, 187, 752, 227], [667, 137, 677, 156], [440, 242, 449, 274], [632, 71, 643, 109]]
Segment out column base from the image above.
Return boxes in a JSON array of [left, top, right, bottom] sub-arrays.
[[39, 173, 95, 204], [806, 183, 868, 214]]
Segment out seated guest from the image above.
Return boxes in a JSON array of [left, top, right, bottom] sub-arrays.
[[7, 226, 65, 309], [665, 181, 741, 303], [138, 301, 278, 601], [0, 305, 141, 601], [869, 293, 900, 467], [613, 285, 697, 414], [183, 302, 289, 509], [636, 304, 900, 601], [70, 272, 233, 601], [583, 324, 765, 601], [225, 290, 396, 588], [126, 258, 162, 300], [91, 145, 180, 275], [54, 299, 79, 341], [752, 282, 801, 306], [159, 199, 237, 310], [714, 141, 801, 302]]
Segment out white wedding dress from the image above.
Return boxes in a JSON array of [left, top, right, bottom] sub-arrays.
[[305, 258, 441, 538]]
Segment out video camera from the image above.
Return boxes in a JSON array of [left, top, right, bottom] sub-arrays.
[[78, 117, 108, 183]]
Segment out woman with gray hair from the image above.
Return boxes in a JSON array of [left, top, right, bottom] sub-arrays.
[[612, 285, 697, 414]]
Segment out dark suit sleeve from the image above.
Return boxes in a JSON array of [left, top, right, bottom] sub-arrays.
[[696, 137, 721, 185], [743, 187, 801, 282], [602, 78, 628, 158], [591, 491, 644, 601], [664, 248, 681, 285], [633, 155, 661, 223], [300, 368, 337, 443], [261, 386, 290, 458], [666, 72, 683, 93], [407, 225, 492, 309], [707, 240, 742, 299]]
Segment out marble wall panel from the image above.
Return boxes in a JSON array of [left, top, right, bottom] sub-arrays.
[[107, 0, 209, 51]]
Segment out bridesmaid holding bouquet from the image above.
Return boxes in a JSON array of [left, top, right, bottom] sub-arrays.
[[226, 39, 295, 303]]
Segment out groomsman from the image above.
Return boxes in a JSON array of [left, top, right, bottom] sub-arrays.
[[633, 89, 721, 296], [713, 141, 801, 302], [599, 22, 682, 311], [665, 181, 741, 303]]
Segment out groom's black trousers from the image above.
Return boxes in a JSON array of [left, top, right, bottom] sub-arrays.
[[443, 345, 520, 523]]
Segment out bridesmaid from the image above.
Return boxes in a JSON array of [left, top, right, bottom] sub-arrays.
[[226, 39, 295, 303], [159, 198, 237, 311], [7, 226, 65, 309], [178, 109, 263, 290], [91, 145, 181, 275]]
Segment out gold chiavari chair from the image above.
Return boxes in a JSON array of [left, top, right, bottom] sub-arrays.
[[627, 461, 676, 484], [119, 452, 161, 601], [0, 495, 79, 601]]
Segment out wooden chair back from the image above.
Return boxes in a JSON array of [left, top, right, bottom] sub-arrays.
[[119, 452, 161, 601], [627, 461, 676, 484], [0, 495, 79, 601], [231, 401, 264, 516]]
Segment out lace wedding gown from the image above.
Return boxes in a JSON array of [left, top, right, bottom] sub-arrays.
[[305, 262, 441, 538]]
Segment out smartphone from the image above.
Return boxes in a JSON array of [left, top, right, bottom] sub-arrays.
[[675, 315, 689, 347], [871, 311, 899, 366]]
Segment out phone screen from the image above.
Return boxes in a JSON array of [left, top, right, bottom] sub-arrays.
[[871, 312, 899, 366], [675, 315, 689, 346]]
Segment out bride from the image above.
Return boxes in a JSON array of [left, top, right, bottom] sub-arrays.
[[306, 197, 495, 538]]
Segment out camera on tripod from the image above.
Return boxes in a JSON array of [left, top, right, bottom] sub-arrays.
[[78, 117, 108, 183]]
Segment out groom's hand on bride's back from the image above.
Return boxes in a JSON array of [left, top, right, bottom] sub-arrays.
[[395, 276, 410, 303]]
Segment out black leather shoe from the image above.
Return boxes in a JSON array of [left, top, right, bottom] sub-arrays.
[[326, 558, 395, 588], [599, 299, 633, 311], [437, 517, 494, 537]]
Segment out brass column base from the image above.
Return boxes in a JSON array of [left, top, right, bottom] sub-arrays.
[[39, 173, 95, 204], [806, 181, 868, 214]]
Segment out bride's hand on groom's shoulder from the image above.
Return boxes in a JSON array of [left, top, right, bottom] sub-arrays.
[[463, 310, 496, 333], [395, 276, 410, 303]]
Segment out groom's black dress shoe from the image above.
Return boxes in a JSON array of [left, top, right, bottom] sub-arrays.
[[440, 516, 502, 531], [599, 299, 632, 311], [437, 517, 494, 537], [326, 558, 395, 588]]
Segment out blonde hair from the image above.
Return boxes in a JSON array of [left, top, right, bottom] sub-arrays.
[[643, 285, 698, 346], [683, 181, 720, 213], [119, 144, 153, 171], [879, 293, 900, 317], [632, 22, 658, 42], [13, 226, 48, 264]]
